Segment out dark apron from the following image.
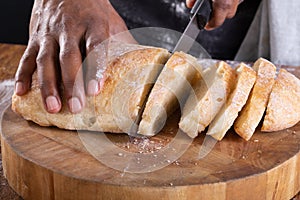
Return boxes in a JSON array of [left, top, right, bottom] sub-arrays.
[[110, 0, 261, 60]]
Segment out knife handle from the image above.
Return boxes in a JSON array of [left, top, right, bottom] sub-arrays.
[[190, 0, 212, 30]]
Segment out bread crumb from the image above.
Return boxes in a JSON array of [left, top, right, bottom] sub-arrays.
[[257, 150, 262, 154], [117, 153, 123, 157]]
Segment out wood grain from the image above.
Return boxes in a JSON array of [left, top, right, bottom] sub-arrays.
[[2, 105, 300, 199], [0, 43, 300, 199], [0, 44, 26, 81], [0, 43, 26, 200]]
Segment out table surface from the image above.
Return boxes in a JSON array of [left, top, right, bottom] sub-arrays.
[[0, 43, 299, 200], [0, 43, 26, 200]]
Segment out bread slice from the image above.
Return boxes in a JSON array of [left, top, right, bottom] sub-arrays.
[[261, 69, 300, 132], [234, 58, 276, 140], [12, 45, 170, 134], [179, 61, 236, 138], [206, 63, 257, 140], [137, 52, 202, 136]]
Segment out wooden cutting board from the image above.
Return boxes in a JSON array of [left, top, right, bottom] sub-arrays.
[[1, 43, 299, 199], [1, 94, 300, 200]]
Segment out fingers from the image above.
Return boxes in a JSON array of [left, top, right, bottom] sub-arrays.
[[16, 36, 84, 114], [186, 0, 196, 8], [36, 37, 62, 113], [84, 48, 102, 96], [186, 0, 240, 30], [59, 35, 85, 113], [15, 42, 38, 96], [84, 27, 109, 96], [206, 0, 239, 30]]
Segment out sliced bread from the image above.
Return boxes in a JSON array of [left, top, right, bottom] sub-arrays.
[[234, 58, 276, 140], [179, 61, 236, 138], [206, 63, 257, 140], [261, 69, 300, 132], [138, 51, 202, 136]]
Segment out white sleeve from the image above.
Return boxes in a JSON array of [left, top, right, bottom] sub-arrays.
[[235, 0, 300, 66]]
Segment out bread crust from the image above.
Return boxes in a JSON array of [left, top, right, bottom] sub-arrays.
[[206, 63, 257, 141], [12, 46, 170, 133], [234, 58, 276, 140], [261, 69, 300, 132], [138, 52, 202, 136], [13, 46, 299, 138], [179, 61, 236, 138]]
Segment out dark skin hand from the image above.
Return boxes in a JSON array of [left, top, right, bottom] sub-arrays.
[[15, 0, 240, 114], [186, 0, 241, 30], [15, 0, 134, 114]]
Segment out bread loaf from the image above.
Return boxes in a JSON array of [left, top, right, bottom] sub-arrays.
[[12, 45, 170, 134], [12, 44, 300, 139]]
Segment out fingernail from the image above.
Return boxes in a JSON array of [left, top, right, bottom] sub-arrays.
[[87, 79, 99, 95], [68, 97, 82, 113], [204, 24, 211, 30], [46, 96, 60, 113], [15, 82, 25, 95]]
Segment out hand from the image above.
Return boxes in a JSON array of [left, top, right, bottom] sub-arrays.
[[15, 0, 134, 114], [186, 0, 241, 30]]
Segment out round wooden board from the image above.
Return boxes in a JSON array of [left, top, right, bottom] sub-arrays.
[[1, 106, 300, 200]]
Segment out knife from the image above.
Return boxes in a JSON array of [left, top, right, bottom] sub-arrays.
[[129, 0, 212, 137], [172, 0, 212, 58], [175, 0, 245, 159], [172, 0, 219, 159]]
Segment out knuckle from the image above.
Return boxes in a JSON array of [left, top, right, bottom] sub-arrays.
[[20, 53, 32, 65], [39, 82, 58, 98], [63, 80, 76, 92], [28, 31, 40, 42], [36, 52, 50, 65], [86, 38, 103, 53], [20, 46, 37, 64], [60, 48, 79, 61], [60, 46, 76, 56], [16, 51, 37, 81], [61, 19, 74, 32], [15, 68, 28, 81], [38, 79, 52, 90], [36, 40, 56, 66], [86, 37, 101, 48], [59, 43, 82, 66], [64, 80, 75, 88], [36, 69, 57, 92]]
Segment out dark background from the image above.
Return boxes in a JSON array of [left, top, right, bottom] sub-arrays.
[[0, 0, 261, 60], [0, 1, 34, 44]]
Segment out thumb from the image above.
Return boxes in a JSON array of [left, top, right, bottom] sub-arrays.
[[186, 0, 196, 8]]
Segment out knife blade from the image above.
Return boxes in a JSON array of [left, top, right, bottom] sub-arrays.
[[172, 0, 212, 58], [172, 0, 218, 158], [129, 0, 212, 137], [198, 135, 218, 159]]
